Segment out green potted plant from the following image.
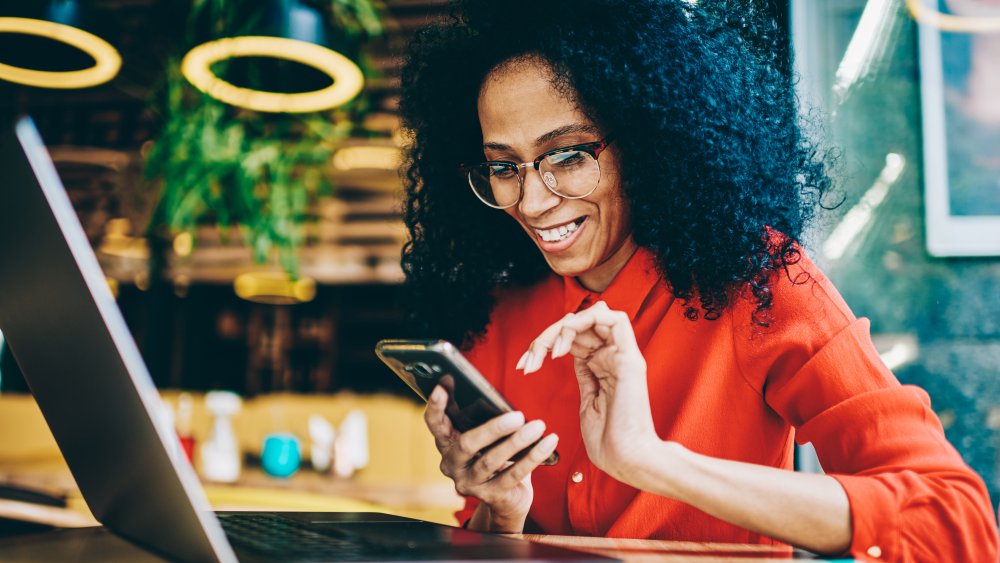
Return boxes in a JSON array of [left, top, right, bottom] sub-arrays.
[[144, 0, 384, 276]]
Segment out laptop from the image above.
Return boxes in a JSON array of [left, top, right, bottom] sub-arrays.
[[0, 117, 614, 563]]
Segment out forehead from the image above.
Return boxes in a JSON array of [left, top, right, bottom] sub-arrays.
[[477, 58, 594, 149]]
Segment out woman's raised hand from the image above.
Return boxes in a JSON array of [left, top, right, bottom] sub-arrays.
[[422, 385, 559, 532], [517, 300, 658, 481]]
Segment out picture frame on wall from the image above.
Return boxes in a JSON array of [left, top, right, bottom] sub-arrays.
[[915, 0, 1000, 256]]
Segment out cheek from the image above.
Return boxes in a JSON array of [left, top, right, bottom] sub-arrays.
[[600, 195, 631, 239]]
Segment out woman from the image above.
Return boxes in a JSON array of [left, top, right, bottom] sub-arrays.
[[398, 0, 998, 559]]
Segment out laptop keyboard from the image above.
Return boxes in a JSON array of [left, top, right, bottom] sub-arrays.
[[218, 513, 405, 561]]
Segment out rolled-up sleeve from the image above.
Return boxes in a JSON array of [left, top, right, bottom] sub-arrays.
[[764, 315, 998, 561], [454, 496, 479, 527]]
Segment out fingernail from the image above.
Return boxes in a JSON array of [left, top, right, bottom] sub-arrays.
[[550, 336, 563, 359], [520, 419, 545, 439], [527, 350, 544, 373], [500, 411, 525, 431], [561, 337, 572, 357], [515, 350, 529, 370], [430, 386, 444, 402], [540, 434, 558, 449]]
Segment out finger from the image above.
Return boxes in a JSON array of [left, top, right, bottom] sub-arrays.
[[537, 313, 578, 356], [453, 410, 526, 462], [551, 327, 577, 359], [524, 303, 638, 373], [529, 313, 607, 372], [564, 330, 604, 359], [607, 310, 642, 355], [561, 303, 640, 355], [593, 323, 612, 341], [492, 434, 559, 489], [468, 419, 546, 482], [522, 313, 577, 374], [553, 309, 602, 337], [515, 350, 529, 370], [424, 385, 456, 450]]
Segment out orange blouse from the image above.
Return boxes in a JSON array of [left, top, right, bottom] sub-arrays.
[[455, 246, 998, 561]]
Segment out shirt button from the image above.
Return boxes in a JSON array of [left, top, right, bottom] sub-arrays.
[[866, 546, 882, 558], [571, 471, 583, 483]]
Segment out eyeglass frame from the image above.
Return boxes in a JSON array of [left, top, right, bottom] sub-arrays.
[[460, 136, 615, 209]]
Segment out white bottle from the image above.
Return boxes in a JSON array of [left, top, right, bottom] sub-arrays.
[[333, 409, 369, 478], [200, 391, 242, 483], [308, 414, 336, 473]]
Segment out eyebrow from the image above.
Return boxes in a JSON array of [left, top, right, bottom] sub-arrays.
[[482, 123, 602, 152]]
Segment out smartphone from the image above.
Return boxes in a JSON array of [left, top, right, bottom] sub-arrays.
[[375, 339, 559, 465]]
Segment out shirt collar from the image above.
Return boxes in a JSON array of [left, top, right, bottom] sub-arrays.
[[561, 246, 662, 320]]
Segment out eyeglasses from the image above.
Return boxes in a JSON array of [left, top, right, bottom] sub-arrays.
[[462, 137, 614, 209]]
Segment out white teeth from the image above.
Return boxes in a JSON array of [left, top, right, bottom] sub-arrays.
[[536, 220, 580, 242]]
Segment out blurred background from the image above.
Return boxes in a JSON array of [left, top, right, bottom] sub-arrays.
[[0, 0, 438, 396], [0, 0, 998, 526]]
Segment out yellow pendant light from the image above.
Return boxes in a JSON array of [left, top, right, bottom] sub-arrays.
[[234, 271, 317, 305], [180, 0, 364, 113], [0, 2, 121, 89], [905, 0, 1000, 33]]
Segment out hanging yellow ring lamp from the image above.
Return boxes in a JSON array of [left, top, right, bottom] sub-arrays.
[[0, 17, 121, 88], [905, 0, 1000, 33], [181, 0, 364, 113], [181, 35, 363, 113]]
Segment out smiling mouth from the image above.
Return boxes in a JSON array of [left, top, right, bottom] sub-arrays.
[[534, 217, 586, 243]]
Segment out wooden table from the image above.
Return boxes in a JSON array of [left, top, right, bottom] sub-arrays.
[[0, 462, 850, 561], [0, 524, 852, 562], [210, 466, 461, 523], [513, 534, 851, 562], [0, 460, 461, 528]]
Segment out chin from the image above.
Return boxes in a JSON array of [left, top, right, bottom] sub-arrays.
[[542, 256, 591, 278]]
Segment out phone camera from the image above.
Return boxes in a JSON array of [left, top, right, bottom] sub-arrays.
[[407, 362, 435, 379]]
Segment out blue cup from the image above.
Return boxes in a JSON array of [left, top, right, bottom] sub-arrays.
[[261, 433, 301, 478]]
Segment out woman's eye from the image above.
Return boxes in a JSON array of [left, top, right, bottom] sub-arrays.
[[548, 151, 585, 167], [490, 165, 517, 178]]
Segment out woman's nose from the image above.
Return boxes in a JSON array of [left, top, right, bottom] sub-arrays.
[[518, 167, 561, 217]]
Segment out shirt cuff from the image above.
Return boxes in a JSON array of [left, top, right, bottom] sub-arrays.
[[832, 473, 900, 561], [455, 497, 480, 528]]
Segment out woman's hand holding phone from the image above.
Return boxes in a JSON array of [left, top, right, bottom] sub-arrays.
[[423, 384, 559, 533]]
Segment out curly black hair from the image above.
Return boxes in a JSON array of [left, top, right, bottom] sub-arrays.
[[399, 0, 833, 348]]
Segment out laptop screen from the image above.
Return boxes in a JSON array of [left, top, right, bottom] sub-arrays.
[[0, 117, 237, 563]]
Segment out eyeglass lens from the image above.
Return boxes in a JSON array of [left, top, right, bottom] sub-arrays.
[[467, 149, 601, 208]]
